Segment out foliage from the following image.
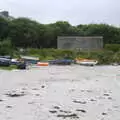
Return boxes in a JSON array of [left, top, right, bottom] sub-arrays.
[[21, 48, 120, 64], [25, 48, 75, 59], [0, 65, 17, 70], [0, 17, 120, 48], [0, 17, 10, 39], [0, 16, 120, 64], [0, 38, 13, 55], [105, 44, 120, 52]]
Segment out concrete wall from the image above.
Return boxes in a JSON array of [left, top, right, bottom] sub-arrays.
[[57, 36, 103, 50]]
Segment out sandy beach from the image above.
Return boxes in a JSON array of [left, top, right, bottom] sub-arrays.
[[0, 65, 120, 120]]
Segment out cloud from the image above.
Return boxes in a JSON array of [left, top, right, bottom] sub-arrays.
[[0, 0, 120, 26]]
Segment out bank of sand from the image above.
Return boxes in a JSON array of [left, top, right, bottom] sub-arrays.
[[0, 65, 120, 120]]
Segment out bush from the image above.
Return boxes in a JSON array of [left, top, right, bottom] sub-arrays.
[[0, 39, 13, 56], [105, 44, 120, 52], [96, 51, 114, 64], [0, 65, 17, 70], [25, 48, 75, 60], [112, 51, 120, 63], [20, 48, 120, 64]]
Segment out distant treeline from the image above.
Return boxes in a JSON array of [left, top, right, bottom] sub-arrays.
[[0, 17, 120, 50]]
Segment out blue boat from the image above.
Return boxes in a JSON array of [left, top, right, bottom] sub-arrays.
[[48, 59, 73, 65]]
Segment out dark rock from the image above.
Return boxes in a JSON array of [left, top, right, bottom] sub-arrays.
[[32, 88, 39, 90], [71, 89, 75, 91], [113, 105, 119, 108], [90, 99, 96, 101], [6, 106, 12, 108], [81, 90, 85, 92], [76, 109, 86, 113], [103, 93, 110, 96], [102, 112, 107, 115], [86, 90, 92, 93], [28, 102, 34, 104], [35, 94, 40, 96], [73, 100, 87, 104], [59, 110, 71, 113], [49, 110, 57, 114], [57, 113, 79, 119], [41, 85, 45, 88], [0, 99, 3, 102], [5, 91, 25, 97], [108, 97, 112, 100], [54, 106, 60, 109]]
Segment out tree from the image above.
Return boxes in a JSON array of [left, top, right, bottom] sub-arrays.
[[0, 38, 13, 55], [77, 24, 120, 44], [9, 18, 46, 48], [1, 17, 120, 49], [0, 17, 10, 39]]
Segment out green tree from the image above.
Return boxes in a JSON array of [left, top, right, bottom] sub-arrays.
[[0, 18, 10, 39], [77, 24, 120, 44], [9, 18, 45, 48], [0, 38, 13, 55]]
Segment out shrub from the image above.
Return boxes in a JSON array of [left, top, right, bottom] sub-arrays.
[[112, 51, 120, 63], [21, 48, 120, 64], [105, 44, 120, 52], [0, 39, 13, 56]]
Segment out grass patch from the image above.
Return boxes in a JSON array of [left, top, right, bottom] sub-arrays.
[[0, 65, 17, 70], [13, 48, 120, 65]]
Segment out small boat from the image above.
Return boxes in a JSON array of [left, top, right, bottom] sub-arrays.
[[48, 59, 73, 65], [21, 56, 39, 64], [75, 58, 98, 66], [37, 62, 49, 66], [0, 57, 11, 67]]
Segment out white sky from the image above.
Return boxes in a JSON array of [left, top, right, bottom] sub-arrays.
[[0, 0, 120, 26]]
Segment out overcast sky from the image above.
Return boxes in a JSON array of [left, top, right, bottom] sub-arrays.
[[0, 0, 120, 26]]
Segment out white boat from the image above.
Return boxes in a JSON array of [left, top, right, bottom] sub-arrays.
[[75, 59, 98, 66]]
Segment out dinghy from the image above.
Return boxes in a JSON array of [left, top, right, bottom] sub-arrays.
[[37, 62, 49, 66], [75, 58, 98, 66]]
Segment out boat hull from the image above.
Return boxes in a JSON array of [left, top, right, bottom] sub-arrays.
[[48, 59, 73, 65], [76, 60, 98, 66], [37, 62, 49, 66]]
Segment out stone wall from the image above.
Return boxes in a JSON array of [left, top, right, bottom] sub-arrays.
[[57, 36, 103, 50]]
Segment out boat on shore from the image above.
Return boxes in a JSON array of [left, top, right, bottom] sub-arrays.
[[48, 59, 73, 65], [75, 58, 98, 66], [37, 62, 49, 66]]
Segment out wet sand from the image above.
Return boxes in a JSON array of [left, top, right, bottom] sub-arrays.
[[0, 65, 120, 120]]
